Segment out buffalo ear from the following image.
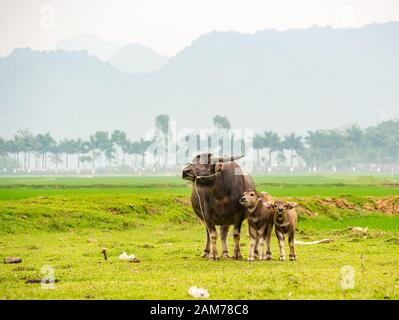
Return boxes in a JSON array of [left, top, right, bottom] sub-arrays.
[[287, 202, 298, 209], [263, 202, 272, 208], [215, 162, 225, 173]]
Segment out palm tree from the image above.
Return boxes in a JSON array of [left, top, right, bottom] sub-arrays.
[[283, 133, 304, 169], [35, 133, 56, 170], [253, 134, 263, 168], [137, 138, 152, 168], [304, 130, 324, 168], [213, 115, 231, 130], [73, 139, 85, 172], [126, 140, 139, 168], [8, 136, 23, 166], [4, 139, 20, 170], [213, 115, 232, 157], [111, 130, 127, 169], [263, 131, 281, 169], [49, 142, 62, 171], [90, 131, 111, 169], [14, 130, 35, 171], [59, 139, 76, 170], [155, 114, 170, 167]]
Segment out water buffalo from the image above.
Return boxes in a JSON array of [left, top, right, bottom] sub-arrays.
[[274, 200, 298, 261], [182, 153, 255, 260]]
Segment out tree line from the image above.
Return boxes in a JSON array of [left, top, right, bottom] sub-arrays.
[[0, 130, 152, 172], [0, 116, 398, 173], [252, 120, 399, 171]]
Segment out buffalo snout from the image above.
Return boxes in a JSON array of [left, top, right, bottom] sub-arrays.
[[239, 196, 249, 205], [182, 166, 195, 180]]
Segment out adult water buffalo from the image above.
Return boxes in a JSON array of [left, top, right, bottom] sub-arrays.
[[182, 153, 255, 260]]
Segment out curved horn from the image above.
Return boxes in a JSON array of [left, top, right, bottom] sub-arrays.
[[211, 155, 245, 163]]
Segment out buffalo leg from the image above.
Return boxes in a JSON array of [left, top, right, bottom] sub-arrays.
[[207, 224, 219, 261], [202, 227, 210, 258], [232, 223, 243, 260], [258, 236, 266, 260], [247, 223, 257, 261], [254, 235, 259, 258], [265, 224, 273, 260], [276, 229, 285, 261], [288, 232, 296, 261], [257, 226, 267, 260], [220, 225, 230, 259]]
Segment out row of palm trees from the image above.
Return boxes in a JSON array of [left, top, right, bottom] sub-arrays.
[[0, 130, 151, 172], [252, 120, 399, 170], [1, 118, 398, 173], [253, 131, 303, 169]]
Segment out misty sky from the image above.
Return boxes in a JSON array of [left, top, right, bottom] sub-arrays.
[[1, 0, 399, 57]]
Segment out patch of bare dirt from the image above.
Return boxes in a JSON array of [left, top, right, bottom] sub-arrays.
[[321, 198, 357, 210], [364, 197, 399, 214], [318, 196, 399, 214]]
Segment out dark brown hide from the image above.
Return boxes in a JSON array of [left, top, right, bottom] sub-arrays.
[[182, 153, 255, 260]]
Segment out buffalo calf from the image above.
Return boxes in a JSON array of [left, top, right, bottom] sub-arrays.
[[274, 200, 298, 261], [239, 191, 274, 261], [259, 191, 274, 205]]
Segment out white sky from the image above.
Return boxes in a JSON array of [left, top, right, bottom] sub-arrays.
[[1, 0, 399, 57]]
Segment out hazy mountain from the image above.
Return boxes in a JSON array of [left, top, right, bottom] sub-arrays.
[[56, 34, 120, 61], [1, 22, 399, 139], [109, 43, 168, 74], [0, 48, 141, 138]]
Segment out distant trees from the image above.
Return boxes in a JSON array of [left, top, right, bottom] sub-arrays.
[[14, 130, 35, 171], [213, 115, 231, 130], [263, 131, 281, 169], [0, 129, 154, 173], [111, 130, 127, 168], [155, 114, 170, 167], [253, 134, 263, 168], [283, 133, 304, 169], [0, 119, 398, 174], [213, 115, 232, 157], [89, 131, 112, 169], [35, 133, 56, 170]]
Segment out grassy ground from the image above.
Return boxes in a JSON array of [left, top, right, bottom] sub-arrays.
[[0, 175, 398, 299]]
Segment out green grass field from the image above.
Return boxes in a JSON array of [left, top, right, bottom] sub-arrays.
[[0, 175, 398, 299]]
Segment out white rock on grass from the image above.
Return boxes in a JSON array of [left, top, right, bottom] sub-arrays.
[[188, 286, 210, 299], [118, 252, 140, 262]]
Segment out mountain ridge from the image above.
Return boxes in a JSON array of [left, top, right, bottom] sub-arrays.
[[1, 22, 398, 139]]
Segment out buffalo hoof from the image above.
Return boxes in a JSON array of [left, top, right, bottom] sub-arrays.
[[201, 251, 210, 258], [209, 255, 220, 261], [289, 255, 297, 261], [279, 255, 285, 261], [233, 253, 243, 260], [247, 256, 255, 262], [222, 252, 231, 259]]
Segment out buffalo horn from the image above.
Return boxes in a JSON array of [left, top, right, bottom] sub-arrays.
[[211, 155, 244, 163]]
